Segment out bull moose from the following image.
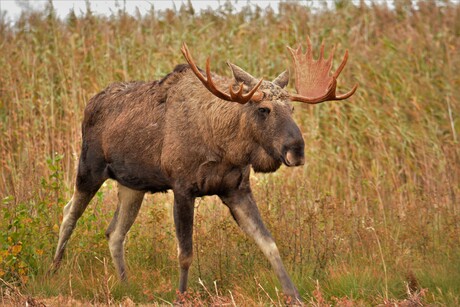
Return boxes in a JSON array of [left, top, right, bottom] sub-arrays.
[[51, 38, 357, 302]]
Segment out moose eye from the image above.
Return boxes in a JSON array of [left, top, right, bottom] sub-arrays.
[[258, 107, 271, 116]]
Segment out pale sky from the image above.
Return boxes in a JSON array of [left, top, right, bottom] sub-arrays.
[[0, 1, 288, 22], [0, 1, 417, 24]]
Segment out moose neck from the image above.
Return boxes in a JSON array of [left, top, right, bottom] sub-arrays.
[[172, 69, 282, 173], [201, 97, 254, 165], [201, 97, 282, 173]]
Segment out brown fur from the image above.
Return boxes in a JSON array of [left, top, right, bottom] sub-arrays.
[[52, 63, 305, 302], [79, 64, 303, 195]]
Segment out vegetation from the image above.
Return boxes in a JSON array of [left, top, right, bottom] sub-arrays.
[[0, 0, 459, 305]]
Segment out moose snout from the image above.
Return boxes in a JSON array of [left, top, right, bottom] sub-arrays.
[[285, 150, 305, 166], [282, 143, 305, 167]]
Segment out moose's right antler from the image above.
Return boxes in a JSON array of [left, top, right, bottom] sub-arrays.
[[181, 43, 264, 104], [288, 37, 358, 104]]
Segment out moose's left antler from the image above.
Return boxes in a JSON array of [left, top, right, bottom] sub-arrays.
[[288, 37, 358, 104]]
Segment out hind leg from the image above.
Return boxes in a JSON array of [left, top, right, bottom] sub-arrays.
[[52, 188, 99, 270], [51, 158, 105, 271], [105, 183, 144, 281]]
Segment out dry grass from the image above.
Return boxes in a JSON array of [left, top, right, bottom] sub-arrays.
[[0, 1, 459, 305]]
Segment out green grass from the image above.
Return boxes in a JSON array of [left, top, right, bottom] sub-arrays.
[[0, 0, 459, 305]]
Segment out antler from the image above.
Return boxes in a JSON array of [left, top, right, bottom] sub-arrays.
[[181, 43, 264, 104], [288, 37, 358, 104]]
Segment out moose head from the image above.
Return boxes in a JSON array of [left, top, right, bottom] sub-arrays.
[[180, 39, 357, 173]]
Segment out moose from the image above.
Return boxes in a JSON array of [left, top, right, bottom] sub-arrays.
[[51, 38, 357, 302]]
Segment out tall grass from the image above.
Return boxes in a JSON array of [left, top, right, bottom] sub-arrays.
[[0, 1, 459, 305]]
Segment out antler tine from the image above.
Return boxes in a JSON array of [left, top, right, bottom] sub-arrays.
[[331, 49, 359, 98], [305, 36, 313, 60], [333, 49, 348, 78], [325, 45, 335, 71], [229, 83, 245, 100], [181, 42, 264, 104], [238, 78, 264, 103], [181, 42, 231, 101], [336, 83, 358, 100], [288, 38, 358, 104], [181, 43, 204, 84], [319, 42, 325, 61], [204, 57, 231, 101], [327, 45, 335, 61]]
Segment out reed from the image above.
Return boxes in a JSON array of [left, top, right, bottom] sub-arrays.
[[0, 1, 458, 305]]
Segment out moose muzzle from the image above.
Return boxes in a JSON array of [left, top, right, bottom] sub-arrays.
[[282, 144, 305, 167], [281, 128, 305, 167], [284, 149, 305, 166], [280, 120, 305, 167]]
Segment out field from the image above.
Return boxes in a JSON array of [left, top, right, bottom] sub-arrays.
[[0, 1, 459, 305]]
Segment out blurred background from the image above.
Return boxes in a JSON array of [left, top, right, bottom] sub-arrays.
[[0, 0, 458, 305]]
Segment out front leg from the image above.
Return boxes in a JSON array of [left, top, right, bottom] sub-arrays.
[[219, 187, 300, 302], [173, 190, 195, 293]]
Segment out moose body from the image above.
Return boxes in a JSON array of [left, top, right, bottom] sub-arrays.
[[52, 41, 357, 302]]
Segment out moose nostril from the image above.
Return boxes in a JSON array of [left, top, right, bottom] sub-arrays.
[[285, 151, 305, 166], [286, 151, 295, 166], [287, 143, 304, 157], [282, 134, 305, 166]]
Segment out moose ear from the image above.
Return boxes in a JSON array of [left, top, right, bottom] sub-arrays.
[[227, 62, 258, 86], [272, 70, 289, 88]]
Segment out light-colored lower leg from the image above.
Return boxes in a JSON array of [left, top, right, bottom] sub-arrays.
[[52, 189, 95, 269], [178, 246, 193, 292], [221, 193, 300, 301], [106, 184, 144, 281]]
